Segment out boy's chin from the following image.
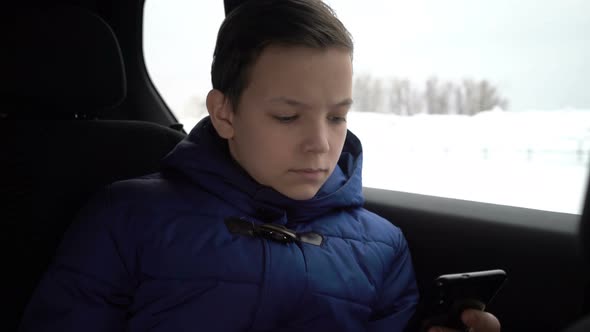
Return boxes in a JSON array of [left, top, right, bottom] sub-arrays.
[[276, 186, 321, 201]]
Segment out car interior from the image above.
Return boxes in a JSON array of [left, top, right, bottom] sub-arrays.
[[1, 0, 589, 331]]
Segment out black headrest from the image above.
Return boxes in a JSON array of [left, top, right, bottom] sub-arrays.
[[224, 0, 248, 16], [1, 6, 126, 117]]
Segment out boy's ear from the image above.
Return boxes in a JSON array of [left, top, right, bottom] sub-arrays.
[[206, 89, 235, 139]]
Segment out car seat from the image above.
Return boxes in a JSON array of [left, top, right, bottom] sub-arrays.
[[0, 6, 186, 330]]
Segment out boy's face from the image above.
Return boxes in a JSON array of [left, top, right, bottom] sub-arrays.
[[208, 45, 353, 200]]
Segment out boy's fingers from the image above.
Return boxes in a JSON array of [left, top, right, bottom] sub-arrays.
[[428, 309, 501, 332], [461, 309, 501, 332]]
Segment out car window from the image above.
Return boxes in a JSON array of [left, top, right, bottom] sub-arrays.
[[143, 0, 224, 127], [143, 0, 590, 214]]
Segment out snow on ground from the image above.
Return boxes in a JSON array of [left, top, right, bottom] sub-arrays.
[[347, 110, 590, 214]]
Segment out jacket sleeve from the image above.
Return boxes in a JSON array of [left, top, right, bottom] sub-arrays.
[[366, 232, 419, 332], [19, 187, 135, 332]]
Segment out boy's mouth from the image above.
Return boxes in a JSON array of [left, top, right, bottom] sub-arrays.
[[288, 168, 329, 182], [290, 168, 328, 173]]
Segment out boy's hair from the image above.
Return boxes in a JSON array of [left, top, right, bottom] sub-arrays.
[[211, 0, 354, 109]]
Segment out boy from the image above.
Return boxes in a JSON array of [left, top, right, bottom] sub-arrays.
[[20, 0, 500, 331]]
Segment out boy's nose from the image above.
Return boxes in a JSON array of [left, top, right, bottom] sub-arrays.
[[302, 122, 330, 153]]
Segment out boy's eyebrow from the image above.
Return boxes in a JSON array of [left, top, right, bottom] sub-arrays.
[[333, 98, 354, 107], [268, 96, 354, 108]]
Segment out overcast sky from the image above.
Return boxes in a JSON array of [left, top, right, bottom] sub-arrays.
[[144, 0, 590, 112]]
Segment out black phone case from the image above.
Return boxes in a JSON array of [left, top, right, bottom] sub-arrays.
[[405, 269, 507, 332]]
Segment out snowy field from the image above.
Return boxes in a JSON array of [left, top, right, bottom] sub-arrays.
[[180, 110, 590, 214], [348, 110, 590, 214]]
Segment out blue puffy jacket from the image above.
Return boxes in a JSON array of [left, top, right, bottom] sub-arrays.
[[20, 117, 418, 332]]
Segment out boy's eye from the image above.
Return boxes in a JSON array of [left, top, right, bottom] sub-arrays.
[[328, 115, 347, 123], [274, 115, 298, 123]]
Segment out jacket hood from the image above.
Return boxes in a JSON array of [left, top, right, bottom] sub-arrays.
[[161, 116, 364, 224]]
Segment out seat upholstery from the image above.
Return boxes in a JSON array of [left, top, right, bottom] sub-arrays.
[[0, 6, 186, 330], [567, 317, 590, 332], [1, 6, 126, 118]]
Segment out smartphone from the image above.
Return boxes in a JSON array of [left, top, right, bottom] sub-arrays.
[[408, 269, 507, 332]]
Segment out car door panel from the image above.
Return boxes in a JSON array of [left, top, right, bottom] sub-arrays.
[[364, 188, 587, 331]]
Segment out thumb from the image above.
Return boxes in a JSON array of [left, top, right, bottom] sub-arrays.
[[462, 309, 501, 332]]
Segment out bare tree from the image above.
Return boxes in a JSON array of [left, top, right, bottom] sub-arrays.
[[353, 74, 372, 112], [370, 78, 384, 112], [389, 78, 424, 115], [425, 77, 439, 114], [458, 79, 476, 115], [455, 86, 466, 115], [389, 78, 407, 115], [478, 80, 509, 111], [353, 74, 385, 112], [458, 79, 509, 115], [425, 77, 453, 114], [355, 74, 508, 115], [408, 87, 425, 115]]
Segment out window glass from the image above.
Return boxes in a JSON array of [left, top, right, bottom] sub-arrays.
[[143, 0, 224, 127], [144, 0, 590, 214]]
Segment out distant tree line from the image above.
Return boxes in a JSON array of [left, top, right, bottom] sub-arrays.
[[353, 75, 509, 115]]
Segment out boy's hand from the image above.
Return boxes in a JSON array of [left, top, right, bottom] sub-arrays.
[[427, 309, 501, 332]]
